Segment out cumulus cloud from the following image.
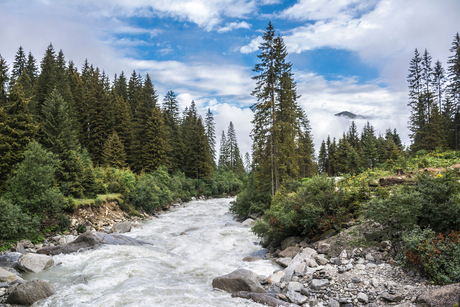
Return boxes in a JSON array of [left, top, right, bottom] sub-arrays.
[[240, 36, 263, 53], [217, 21, 251, 33]]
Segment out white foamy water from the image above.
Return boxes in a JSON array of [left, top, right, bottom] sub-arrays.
[[28, 198, 279, 307]]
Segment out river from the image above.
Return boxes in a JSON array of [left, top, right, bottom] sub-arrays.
[[27, 198, 279, 307]]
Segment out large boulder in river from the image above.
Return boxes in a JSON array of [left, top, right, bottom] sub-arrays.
[[6, 279, 55, 305], [212, 269, 266, 293], [18, 253, 54, 273], [112, 222, 132, 233], [416, 283, 460, 307], [37, 231, 152, 255]]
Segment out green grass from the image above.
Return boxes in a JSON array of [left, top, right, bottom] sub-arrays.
[[72, 193, 122, 206]]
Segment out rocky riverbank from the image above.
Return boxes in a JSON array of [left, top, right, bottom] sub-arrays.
[[213, 229, 460, 307]]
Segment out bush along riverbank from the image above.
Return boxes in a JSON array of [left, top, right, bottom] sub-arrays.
[[226, 152, 460, 306]]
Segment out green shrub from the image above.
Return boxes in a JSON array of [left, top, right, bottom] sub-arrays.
[[94, 196, 103, 206], [0, 198, 39, 241], [252, 176, 343, 241], [230, 172, 270, 217], [76, 224, 86, 233], [401, 227, 460, 284], [129, 174, 160, 212], [5, 141, 67, 215], [56, 213, 71, 230]]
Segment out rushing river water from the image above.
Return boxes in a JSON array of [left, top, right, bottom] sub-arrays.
[[27, 198, 279, 307]]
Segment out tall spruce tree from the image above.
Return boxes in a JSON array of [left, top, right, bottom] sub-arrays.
[[0, 55, 8, 106], [318, 140, 328, 174], [205, 108, 216, 166], [102, 131, 127, 169], [227, 121, 244, 173], [251, 22, 312, 194], [162, 90, 183, 172], [360, 122, 378, 169], [0, 84, 38, 192], [448, 33, 460, 149], [34, 43, 57, 117], [218, 130, 229, 169], [433, 60, 446, 110], [25, 52, 38, 89], [11, 46, 27, 86], [40, 88, 83, 196]]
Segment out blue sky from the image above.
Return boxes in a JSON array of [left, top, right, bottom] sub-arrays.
[[1, 0, 459, 156]]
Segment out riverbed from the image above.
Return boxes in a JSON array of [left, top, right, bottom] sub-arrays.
[[27, 198, 279, 307]]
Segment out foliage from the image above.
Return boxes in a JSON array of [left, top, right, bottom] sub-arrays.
[[252, 176, 346, 241], [401, 227, 460, 284], [230, 171, 271, 217], [5, 141, 67, 215], [0, 198, 40, 241]]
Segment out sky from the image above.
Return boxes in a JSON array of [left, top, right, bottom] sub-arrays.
[[0, 0, 459, 158]]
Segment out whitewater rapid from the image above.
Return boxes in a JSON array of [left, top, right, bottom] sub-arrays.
[[27, 198, 279, 307]]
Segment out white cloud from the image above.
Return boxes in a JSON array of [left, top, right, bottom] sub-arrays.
[[217, 21, 251, 33], [240, 36, 263, 53]]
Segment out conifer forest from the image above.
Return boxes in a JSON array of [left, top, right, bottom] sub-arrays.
[[1, 17, 460, 284]]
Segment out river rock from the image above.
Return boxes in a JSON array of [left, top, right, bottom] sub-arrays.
[[317, 242, 331, 254], [257, 275, 268, 285], [232, 291, 299, 307], [19, 240, 34, 249], [6, 279, 55, 305], [242, 218, 255, 226], [316, 255, 328, 265], [243, 256, 262, 262], [268, 271, 286, 283], [286, 290, 308, 305], [0, 267, 22, 283], [276, 257, 292, 267], [416, 283, 460, 307], [281, 247, 317, 283], [329, 298, 340, 307], [65, 235, 75, 244], [212, 269, 266, 293], [279, 246, 301, 258], [0, 252, 22, 269], [18, 253, 54, 273], [281, 236, 301, 250], [311, 279, 329, 290], [37, 231, 152, 255], [112, 222, 132, 233], [287, 281, 302, 292], [357, 292, 368, 303], [381, 292, 405, 302]]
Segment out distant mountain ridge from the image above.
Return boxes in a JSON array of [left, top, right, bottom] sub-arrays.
[[334, 111, 371, 119]]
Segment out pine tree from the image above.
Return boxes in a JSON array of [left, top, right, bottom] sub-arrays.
[[448, 33, 460, 150], [162, 90, 183, 172], [251, 22, 312, 193], [251, 21, 276, 195], [34, 43, 57, 117], [114, 71, 128, 102], [334, 134, 352, 174], [297, 110, 315, 178], [347, 121, 359, 149], [433, 60, 446, 110], [131, 74, 159, 173], [11, 46, 26, 85], [25, 52, 38, 89], [318, 140, 328, 174], [0, 55, 8, 106], [227, 121, 245, 173], [326, 136, 337, 176], [0, 84, 39, 192], [408, 48, 426, 151], [40, 88, 83, 196], [218, 130, 229, 169], [360, 122, 378, 169], [244, 152, 251, 173], [205, 108, 216, 166], [102, 131, 127, 169]]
